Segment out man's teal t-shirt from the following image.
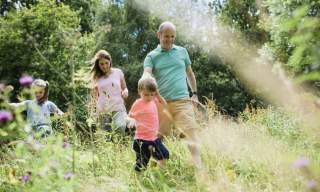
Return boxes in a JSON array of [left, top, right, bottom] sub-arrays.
[[144, 45, 191, 100]]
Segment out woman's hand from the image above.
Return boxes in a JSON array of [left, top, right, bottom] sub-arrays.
[[126, 117, 136, 129], [121, 88, 128, 99]]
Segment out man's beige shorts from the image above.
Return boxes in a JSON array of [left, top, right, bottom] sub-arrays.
[[158, 99, 199, 140]]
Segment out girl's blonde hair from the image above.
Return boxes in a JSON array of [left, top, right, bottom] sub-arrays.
[[90, 50, 112, 82], [138, 76, 157, 93], [32, 79, 49, 104]]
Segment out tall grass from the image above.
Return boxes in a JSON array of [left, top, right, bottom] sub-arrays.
[[1, 105, 319, 191]]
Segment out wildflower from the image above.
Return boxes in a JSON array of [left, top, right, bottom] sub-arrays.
[[62, 142, 70, 149], [20, 175, 30, 183], [63, 136, 71, 149], [19, 75, 33, 87], [306, 180, 317, 189], [293, 157, 310, 169], [64, 172, 74, 180], [0, 110, 13, 123], [20, 171, 32, 184]]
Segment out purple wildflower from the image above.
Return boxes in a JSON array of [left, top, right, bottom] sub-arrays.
[[64, 172, 74, 180], [62, 142, 70, 149], [0, 111, 13, 123], [20, 171, 32, 183], [306, 180, 317, 189], [19, 75, 33, 87], [20, 175, 29, 183], [293, 157, 310, 169]]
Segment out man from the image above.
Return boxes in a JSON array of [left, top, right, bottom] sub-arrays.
[[143, 21, 202, 169]]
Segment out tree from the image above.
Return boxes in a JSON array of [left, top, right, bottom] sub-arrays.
[[265, 0, 320, 88], [0, 0, 80, 106]]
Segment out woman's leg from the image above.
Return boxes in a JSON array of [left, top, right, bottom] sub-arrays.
[[112, 111, 127, 134]]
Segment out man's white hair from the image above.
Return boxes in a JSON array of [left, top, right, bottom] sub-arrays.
[[158, 21, 176, 33]]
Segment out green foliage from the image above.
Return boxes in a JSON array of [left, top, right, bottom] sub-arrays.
[[0, 0, 38, 16], [211, 0, 268, 44], [1, 136, 78, 191], [265, 0, 320, 82], [0, 0, 79, 104], [0, 0, 99, 136], [241, 106, 302, 142], [67, 33, 96, 135], [189, 48, 256, 115], [94, 0, 160, 64], [59, 0, 100, 33]]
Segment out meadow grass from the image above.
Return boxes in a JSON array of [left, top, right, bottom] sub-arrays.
[[0, 106, 319, 192]]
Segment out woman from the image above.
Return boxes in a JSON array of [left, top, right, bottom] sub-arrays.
[[90, 50, 128, 133]]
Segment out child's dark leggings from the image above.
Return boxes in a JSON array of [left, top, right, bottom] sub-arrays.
[[133, 138, 169, 171]]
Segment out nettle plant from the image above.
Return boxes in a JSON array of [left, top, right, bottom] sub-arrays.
[[0, 77, 32, 145], [10, 135, 77, 191]]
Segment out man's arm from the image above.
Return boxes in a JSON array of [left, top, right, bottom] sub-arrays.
[[186, 65, 198, 101], [143, 67, 153, 77]]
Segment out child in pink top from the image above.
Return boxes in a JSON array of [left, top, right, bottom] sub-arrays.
[[127, 76, 169, 172], [90, 50, 129, 133]]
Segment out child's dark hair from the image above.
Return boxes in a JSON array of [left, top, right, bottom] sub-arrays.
[[138, 76, 157, 93], [32, 79, 49, 104]]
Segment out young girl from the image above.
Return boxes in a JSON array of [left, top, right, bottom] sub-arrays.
[[127, 76, 169, 172], [10, 79, 64, 137], [90, 50, 129, 133]]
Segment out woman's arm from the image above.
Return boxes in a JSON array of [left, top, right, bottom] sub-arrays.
[[120, 75, 128, 99]]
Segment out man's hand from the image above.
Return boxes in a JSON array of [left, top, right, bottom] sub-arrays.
[[191, 94, 199, 103]]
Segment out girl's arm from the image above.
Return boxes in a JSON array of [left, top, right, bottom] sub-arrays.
[[126, 101, 138, 129], [55, 107, 64, 116], [48, 102, 64, 116], [9, 101, 27, 110]]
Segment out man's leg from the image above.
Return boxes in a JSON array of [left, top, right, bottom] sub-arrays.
[[171, 100, 202, 169], [158, 103, 173, 138], [183, 129, 202, 169]]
